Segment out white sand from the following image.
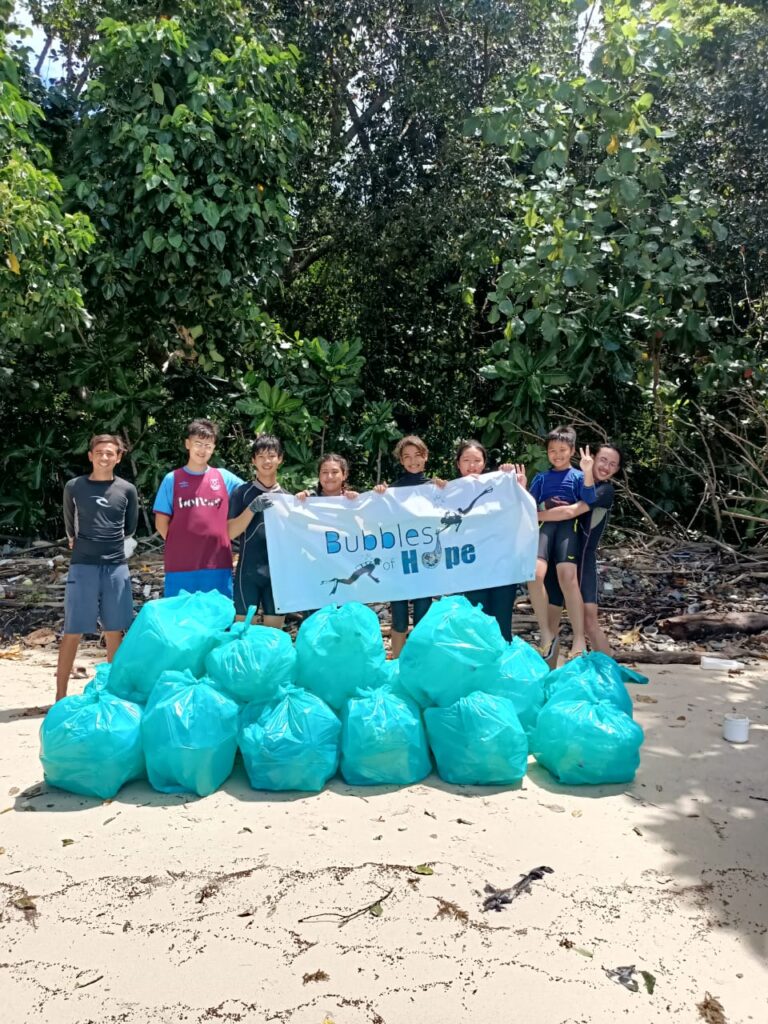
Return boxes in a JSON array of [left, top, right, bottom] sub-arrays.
[[1, 648, 766, 1024]]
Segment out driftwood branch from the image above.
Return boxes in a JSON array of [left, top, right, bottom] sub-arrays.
[[298, 885, 393, 927], [659, 611, 768, 642], [613, 649, 761, 665]]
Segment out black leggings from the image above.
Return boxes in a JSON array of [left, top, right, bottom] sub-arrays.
[[465, 584, 516, 642], [390, 597, 433, 633]]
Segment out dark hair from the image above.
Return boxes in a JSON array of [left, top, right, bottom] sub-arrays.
[[187, 418, 218, 442], [546, 424, 576, 448], [394, 434, 428, 460], [89, 433, 125, 453], [251, 433, 284, 458], [596, 441, 625, 471], [317, 453, 349, 494], [455, 439, 488, 469]]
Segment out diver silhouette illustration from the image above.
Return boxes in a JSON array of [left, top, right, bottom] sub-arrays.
[[322, 558, 382, 595], [421, 486, 494, 568], [438, 486, 493, 531]]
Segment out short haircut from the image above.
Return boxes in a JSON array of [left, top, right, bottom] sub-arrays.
[[89, 433, 125, 453], [187, 419, 218, 442], [318, 453, 349, 476], [546, 425, 576, 448], [597, 441, 625, 470], [455, 439, 487, 468], [252, 433, 284, 458], [394, 434, 428, 460]]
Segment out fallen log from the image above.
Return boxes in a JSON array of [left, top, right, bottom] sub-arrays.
[[613, 649, 762, 665], [659, 611, 768, 641]]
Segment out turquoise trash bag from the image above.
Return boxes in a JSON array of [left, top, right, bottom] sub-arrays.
[[141, 669, 239, 796], [478, 638, 548, 738], [544, 658, 634, 716], [425, 691, 529, 785], [398, 595, 507, 708], [296, 603, 386, 709], [239, 686, 341, 792], [82, 661, 111, 696], [532, 699, 644, 785], [40, 690, 144, 799], [369, 658, 413, 702], [341, 686, 431, 786], [545, 651, 647, 699], [205, 607, 296, 704], [585, 650, 648, 686], [108, 590, 235, 702]]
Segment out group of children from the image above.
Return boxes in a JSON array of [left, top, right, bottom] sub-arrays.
[[56, 419, 623, 699]]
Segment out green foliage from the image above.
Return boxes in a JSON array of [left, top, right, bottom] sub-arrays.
[[0, 4, 93, 367], [1, 0, 767, 543], [470, 0, 723, 439], [66, 2, 307, 362]]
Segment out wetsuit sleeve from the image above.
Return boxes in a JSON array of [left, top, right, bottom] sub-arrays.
[[593, 482, 614, 510], [575, 475, 597, 505], [63, 481, 76, 539], [125, 483, 139, 536], [221, 468, 245, 495], [153, 472, 175, 515], [529, 473, 544, 504], [228, 483, 247, 519]]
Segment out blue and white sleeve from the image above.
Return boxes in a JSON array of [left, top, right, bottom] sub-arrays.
[[221, 469, 246, 495], [152, 472, 175, 515]]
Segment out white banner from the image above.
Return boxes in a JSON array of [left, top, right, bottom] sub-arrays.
[[263, 472, 538, 613]]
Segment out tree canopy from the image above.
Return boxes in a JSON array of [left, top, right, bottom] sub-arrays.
[[1, 0, 766, 543]]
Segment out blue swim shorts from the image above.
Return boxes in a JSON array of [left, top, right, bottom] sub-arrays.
[[63, 563, 134, 635]]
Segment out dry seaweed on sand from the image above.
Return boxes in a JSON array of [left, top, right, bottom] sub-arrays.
[[697, 992, 727, 1024], [483, 866, 554, 912]]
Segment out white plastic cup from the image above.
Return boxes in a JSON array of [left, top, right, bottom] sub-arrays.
[[723, 714, 750, 743], [701, 656, 744, 671]]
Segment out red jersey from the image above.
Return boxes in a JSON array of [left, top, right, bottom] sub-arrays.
[[163, 467, 233, 573]]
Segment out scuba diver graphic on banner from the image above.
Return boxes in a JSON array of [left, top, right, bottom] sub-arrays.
[[421, 485, 494, 568], [322, 486, 495, 590]]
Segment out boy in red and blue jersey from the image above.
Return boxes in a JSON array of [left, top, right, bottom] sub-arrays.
[[527, 425, 595, 660], [153, 419, 243, 598]]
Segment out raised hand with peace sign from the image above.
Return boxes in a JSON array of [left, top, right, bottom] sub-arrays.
[[579, 445, 594, 487]]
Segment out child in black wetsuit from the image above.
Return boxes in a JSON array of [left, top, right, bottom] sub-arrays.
[[453, 439, 527, 642], [374, 434, 436, 658], [296, 453, 360, 613]]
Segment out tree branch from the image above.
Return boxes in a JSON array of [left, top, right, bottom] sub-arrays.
[[340, 88, 390, 150], [285, 237, 335, 282]]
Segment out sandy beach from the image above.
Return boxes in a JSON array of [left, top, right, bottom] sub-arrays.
[[1, 648, 766, 1024]]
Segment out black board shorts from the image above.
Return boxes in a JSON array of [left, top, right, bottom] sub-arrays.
[[537, 519, 578, 565], [234, 572, 277, 617]]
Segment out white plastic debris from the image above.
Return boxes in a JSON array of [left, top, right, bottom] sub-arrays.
[[723, 714, 750, 743], [700, 656, 744, 671]]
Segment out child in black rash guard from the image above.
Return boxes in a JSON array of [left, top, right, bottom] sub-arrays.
[[295, 453, 360, 502], [453, 439, 527, 642], [374, 435, 437, 658]]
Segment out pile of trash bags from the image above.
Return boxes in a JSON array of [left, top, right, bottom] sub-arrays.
[[39, 593, 647, 799]]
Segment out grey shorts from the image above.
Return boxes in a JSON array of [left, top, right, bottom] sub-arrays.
[[63, 563, 134, 635]]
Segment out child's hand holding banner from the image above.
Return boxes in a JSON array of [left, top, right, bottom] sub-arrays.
[[264, 472, 538, 613]]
